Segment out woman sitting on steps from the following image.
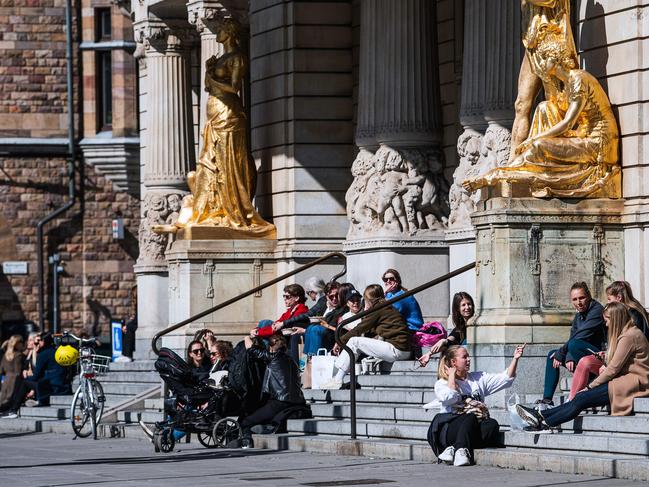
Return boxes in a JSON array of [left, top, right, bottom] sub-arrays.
[[516, 301, 649, 430]]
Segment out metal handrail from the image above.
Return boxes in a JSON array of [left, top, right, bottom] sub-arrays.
[[333, 261, 477, 439], [151, 252, 347, 355]]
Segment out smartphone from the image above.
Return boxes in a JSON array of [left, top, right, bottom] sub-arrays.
[[587, 348, 604, 361]]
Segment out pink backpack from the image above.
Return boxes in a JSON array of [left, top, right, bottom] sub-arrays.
[[412, 321, 447, 348]]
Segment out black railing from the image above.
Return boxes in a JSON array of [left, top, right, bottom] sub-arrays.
[[333, 261, 477, 439], [151, 252, 347, 355]]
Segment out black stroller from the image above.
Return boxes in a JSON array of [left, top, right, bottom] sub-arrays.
[[151, 347, 244, 453]]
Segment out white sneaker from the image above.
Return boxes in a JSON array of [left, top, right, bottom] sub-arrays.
[[453, 448, 471, 466], [115, 356, 132, 363], [437, 446, 455, 463], [320, 379, 343, 390], [2, 412, 18, 419]]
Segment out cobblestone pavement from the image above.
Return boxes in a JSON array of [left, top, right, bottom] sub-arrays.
[[0, 432, 643, 487]]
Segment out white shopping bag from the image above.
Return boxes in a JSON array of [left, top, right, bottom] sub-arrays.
[[311, 348, 337, 389], [507, 393, 528, 431]]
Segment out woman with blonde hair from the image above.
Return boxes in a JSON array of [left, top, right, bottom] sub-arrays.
[[322, 284, 412, 389], [428, 343, 525, 466], [0, 335, 25, 412], [517, 302, 649, 429]]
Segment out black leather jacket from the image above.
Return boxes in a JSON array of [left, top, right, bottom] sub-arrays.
[[248, 348, 305, 404]]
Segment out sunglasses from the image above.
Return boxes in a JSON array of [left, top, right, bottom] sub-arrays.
[[327, 293, 339, 299], [382, 276, 397, 283], [210, 351, 219, 357], [191, 348, 205, 355], [283, 294, 296, 299]]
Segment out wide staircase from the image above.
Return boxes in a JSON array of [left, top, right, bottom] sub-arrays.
[[0, 360, 160, 436]]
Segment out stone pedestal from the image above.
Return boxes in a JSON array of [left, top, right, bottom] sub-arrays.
[[470, 197, 624, 345], [446, 228, 477, 304], [163, 239, 278, 352], [343, 237, 449, 322]]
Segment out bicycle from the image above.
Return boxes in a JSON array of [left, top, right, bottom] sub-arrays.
[[58, 333, 109, 440]]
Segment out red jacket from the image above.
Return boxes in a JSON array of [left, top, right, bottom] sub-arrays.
[[257, 303, 309, 337]]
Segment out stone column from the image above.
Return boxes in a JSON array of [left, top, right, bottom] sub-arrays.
[[345, 0, 449, 322], [133, 20, 196, 357], [446, 0, 488, 303], [187, 1, 226, 147]]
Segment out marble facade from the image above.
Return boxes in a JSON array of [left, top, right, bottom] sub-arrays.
[[128, 0, 649, 355]]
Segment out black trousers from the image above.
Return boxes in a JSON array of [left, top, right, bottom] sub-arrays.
[[9, 380, 39, 412], [239, 399, 293, 438], [443, 413, 500, 456]]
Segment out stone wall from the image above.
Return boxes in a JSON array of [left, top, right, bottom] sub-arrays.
[[0, 0, 140, 337], [0, 0, 72, 136], [436, 0, 462, 183], [249, 0, 355, 252], [577, 2, 649, 304], [0, 159, 139, 336]]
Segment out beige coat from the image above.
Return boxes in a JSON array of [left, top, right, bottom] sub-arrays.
[[589, 326, 649, 415]]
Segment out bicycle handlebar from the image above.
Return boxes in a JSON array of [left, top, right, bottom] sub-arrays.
[[55, 332, 98, 347]]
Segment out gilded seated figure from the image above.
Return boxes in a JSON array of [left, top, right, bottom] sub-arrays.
[[155, 19, 275, 239], [464, 34, 620, 199]]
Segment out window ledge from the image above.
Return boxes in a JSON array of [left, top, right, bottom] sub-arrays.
[[79, 136, 140, 195]]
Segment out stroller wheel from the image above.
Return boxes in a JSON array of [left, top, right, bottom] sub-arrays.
[[197, 431, 218, 449], [153, 428, 176, 453], [212, 418, 241, 447]]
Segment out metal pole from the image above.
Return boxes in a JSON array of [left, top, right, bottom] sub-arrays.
[[49, 254, 61, 334]]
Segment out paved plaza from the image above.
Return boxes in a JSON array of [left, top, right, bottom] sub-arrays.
[[0, 432, 643, 487]]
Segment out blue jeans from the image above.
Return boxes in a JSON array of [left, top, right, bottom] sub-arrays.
[[543, 339, 599, 400], [541, 383, 609, 427]]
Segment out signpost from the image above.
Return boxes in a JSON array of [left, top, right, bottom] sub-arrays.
[[111, 319, 123, 361]]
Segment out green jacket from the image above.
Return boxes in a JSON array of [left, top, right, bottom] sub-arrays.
[[341, 304, 412, 352]]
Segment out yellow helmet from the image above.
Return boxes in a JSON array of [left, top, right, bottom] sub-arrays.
[[55, 345, 79, 367]]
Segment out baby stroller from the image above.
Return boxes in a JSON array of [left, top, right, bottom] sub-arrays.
[[151, 347, 243, 453]]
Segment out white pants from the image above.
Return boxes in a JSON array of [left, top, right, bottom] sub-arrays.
[[335, 337, 412, 373]]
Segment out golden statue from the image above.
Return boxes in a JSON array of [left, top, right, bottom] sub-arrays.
[[155, 18, 276, 239], [463, 5, 620, 199], [511, 0, 578, 160]]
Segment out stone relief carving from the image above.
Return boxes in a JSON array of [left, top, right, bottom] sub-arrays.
[[448, 125, 512, 228], [137, 192, 186, 265], [448, 131, 482, 228], [346, 145, 449, 238]]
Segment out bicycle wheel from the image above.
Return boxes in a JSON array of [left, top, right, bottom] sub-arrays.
[[89, 380, 105, 440], [71, 385, 92, 438], [211, 418, 241, 447]]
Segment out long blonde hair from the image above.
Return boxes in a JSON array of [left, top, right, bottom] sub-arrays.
[[437, 345, 463, 380], [604, 302, 634, 362], [606, 281, 648, 333], [1, 335, 24, 362]]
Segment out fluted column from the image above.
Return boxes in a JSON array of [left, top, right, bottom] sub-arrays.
[[142, 24, 195, 189], [376, 0, 441, 146], [187, 1, 226, 145], [354, 0, 380, 150], [346, 0, 446, 239]]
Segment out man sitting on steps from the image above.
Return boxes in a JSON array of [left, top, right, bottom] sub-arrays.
[[539, 281, 605, 406]]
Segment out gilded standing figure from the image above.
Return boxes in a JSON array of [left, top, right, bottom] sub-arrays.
[[510, 0, 578, 161], [155, 18, 275, 239]]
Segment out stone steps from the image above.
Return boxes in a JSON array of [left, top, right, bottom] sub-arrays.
[[251, 433, 649, 482]]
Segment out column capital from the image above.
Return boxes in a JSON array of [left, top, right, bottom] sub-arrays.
[[134, 20, 195, 53], [187, 1, 227, 34]]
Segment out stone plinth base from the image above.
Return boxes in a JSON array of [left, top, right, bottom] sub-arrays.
[[163, 239, 278, 352], [470, 197, 624, 344], [343, 235, 449, 322], [446, 227, 477, 311], [176, 224, 276, 240]]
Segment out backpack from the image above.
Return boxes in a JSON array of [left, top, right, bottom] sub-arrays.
[[412, 321, 447, 348]]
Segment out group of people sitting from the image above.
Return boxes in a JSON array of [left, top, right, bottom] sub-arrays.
[[248, 269, 476, 390], [0, 332, 72, 418], [430, 280, 649, 467]]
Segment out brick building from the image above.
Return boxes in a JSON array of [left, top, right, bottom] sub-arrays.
[[0, 0, 140, 340]]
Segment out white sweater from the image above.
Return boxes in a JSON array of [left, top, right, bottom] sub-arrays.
[[432, 371, 515, 413]]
